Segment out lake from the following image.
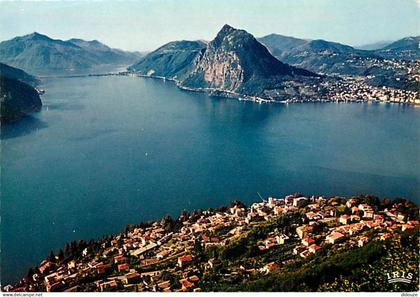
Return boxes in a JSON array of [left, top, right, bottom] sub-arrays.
[[1, 76, 419, 283]]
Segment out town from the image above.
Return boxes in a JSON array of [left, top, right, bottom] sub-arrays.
[[4, 193, 418, 292]]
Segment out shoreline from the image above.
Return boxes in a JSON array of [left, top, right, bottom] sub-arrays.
[[123, 72, 420, 106], [36, 71, 418, 106]]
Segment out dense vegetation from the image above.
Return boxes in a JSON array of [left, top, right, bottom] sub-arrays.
[[0, 76, 42, 122], [199, 230, 418, 292]]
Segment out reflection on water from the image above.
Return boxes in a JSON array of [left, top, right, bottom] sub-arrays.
[[44, 101, 85, 111], [1, 116, 48, 140]]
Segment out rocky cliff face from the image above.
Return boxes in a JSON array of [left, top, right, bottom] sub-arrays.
[[181, 25, 317, 98]]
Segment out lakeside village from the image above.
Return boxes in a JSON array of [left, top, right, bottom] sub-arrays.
[[4, 194, 419, 292], [319, 58, 419, 105]]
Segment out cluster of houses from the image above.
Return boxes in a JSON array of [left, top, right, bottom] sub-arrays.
[[255, 196, 418, 260], [320, 75, 419, 104], [4, 194, 418, 292]]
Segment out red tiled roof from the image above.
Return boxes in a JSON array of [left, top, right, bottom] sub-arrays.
[[178, 255, 193, 263], [309, 244, 321, 252], [302, 237, 315, 244], [328, 232, 345, 241], [117, 264, 129, 271], [180, 278, 194, 289], [124, 272, 140, 280]]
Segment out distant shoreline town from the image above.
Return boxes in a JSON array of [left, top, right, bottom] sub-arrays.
[[4, 193, 419, 292], [122, 69, 419, 105]]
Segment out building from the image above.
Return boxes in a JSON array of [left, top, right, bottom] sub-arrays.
[[117, 263, 129, 272], [156, 250, 170, 260], [302, 237, 315, 247], [177, 255, 193, 268], [114, 255, 127, 264], [358, 236, 369, 247], [346, 198, 359, 208], [326, 232, 345, 244], [339, 215, 350, 225], [293, 197, 308, 208], [207, 258, 221, 269], [179, 278, 194, 291], [99, 280, 119, 292], [306, 212, 319, 220], [260, 262, 280, 274], [308, 244, 322, 254], [39, 261, 55, 274], [276, 234, 289, 245], [122, 272, 141, 285], [96, 264, 112, 275], [296, 225, 313, 239]]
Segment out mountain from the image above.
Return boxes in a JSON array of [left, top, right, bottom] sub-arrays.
[[128, 40, 207, 80], [0, 62, 39, 86], [257, 34, 309, 57], [258, 34, 379, 76], [258, 34, 419, 92], [355, 40, 392, 50], [0, 32, 142, 75], [68, 38, 143, 66], [181, 25, 318, 99], [129, 24, 323, 101], [374, 36, 420, 60], [0, 63, 42, 123]]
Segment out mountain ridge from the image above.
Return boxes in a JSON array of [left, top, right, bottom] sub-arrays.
[[257, 33, 419, 91], [0, 32, 143, 75]]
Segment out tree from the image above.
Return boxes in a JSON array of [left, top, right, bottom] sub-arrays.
[[27, 267, 35, 280], [362, 195, 380, 206], [48, 250, 55, 262], [230, 200, 247, 209], [58, 249, 64, 261]]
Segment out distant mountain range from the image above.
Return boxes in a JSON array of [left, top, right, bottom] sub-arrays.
[[374, 36, 420, 60], [257, 34, 419, 91], [0, 63, 42, 122], [355, 41, 392, 51], [130, 25, 326, 101], [259, 34, 373, 76], [259, 34, 417, 76], [258, 34, 419, 69], [0, 32, 143, 75]]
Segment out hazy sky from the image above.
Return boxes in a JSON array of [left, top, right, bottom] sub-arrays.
[[0, 0, 418, 52]]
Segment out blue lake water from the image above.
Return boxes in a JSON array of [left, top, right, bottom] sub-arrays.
[[1, 76, 419, 283]]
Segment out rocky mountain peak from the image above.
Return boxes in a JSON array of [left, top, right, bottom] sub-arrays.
[[211, 24, 254, 49], [25, 32, 52, 41], [181, 25, 316, 94]]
